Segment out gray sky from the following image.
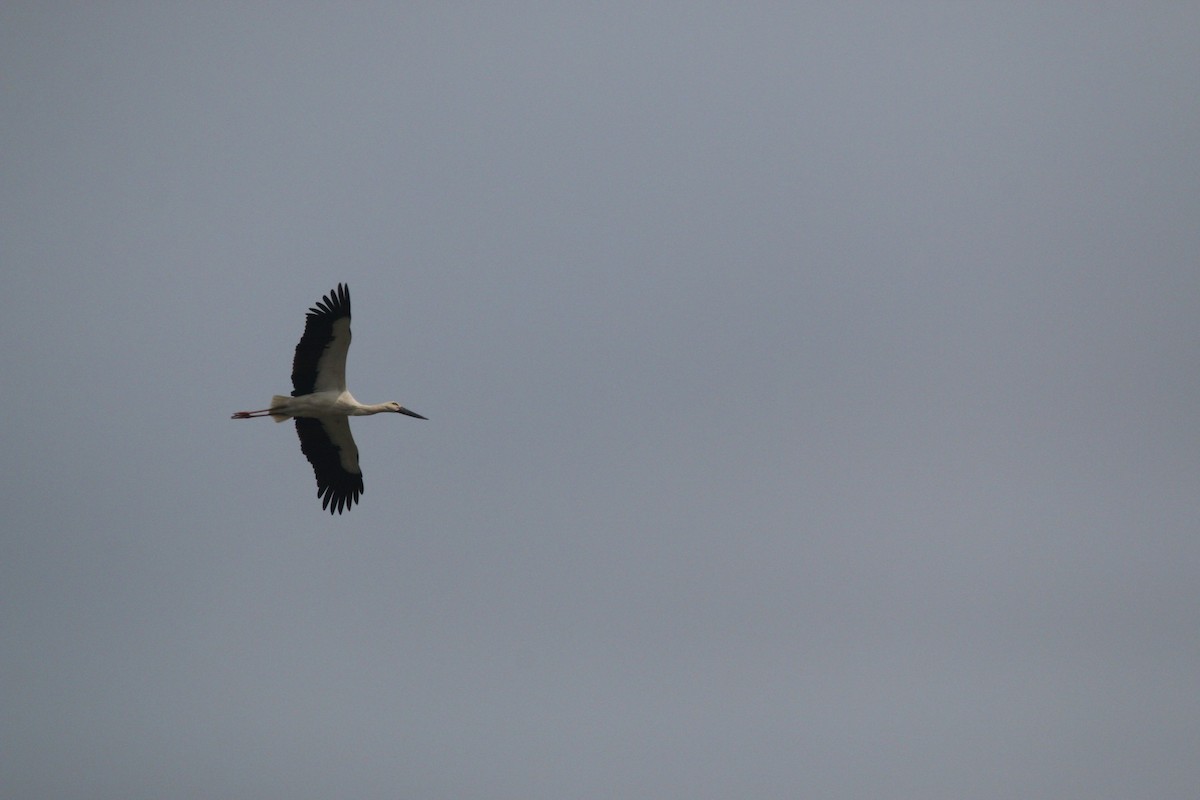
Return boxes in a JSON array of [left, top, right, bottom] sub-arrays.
[[3, 4, 1198, 798]]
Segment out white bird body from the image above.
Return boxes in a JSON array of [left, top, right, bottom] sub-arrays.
[[231, 284, 426, 514], [265, 391, 405, 422]]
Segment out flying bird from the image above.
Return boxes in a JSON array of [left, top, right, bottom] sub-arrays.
[[231, 283, 426, 513]]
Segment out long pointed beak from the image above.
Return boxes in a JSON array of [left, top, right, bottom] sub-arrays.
[[398, 407, 427, 420]]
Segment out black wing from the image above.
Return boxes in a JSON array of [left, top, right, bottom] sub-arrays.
[[294, 416, 364, 514], [292, 283, 352, 396]]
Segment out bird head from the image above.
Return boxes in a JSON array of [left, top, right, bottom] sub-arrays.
[[388, 401, 427, 420]]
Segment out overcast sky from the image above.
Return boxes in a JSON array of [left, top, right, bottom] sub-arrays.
[[3, 4, 1198, 798]]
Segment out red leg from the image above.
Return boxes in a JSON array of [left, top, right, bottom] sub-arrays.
[[231, 409, 272, 419]]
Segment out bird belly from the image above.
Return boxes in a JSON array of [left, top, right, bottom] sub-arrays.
[[273, 391, 350, 419]]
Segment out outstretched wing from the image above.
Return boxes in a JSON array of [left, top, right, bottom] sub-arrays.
[[294, 416, 364, 514], [292, 283, 351, 396]]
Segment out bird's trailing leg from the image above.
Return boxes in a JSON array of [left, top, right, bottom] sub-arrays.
[[231, 408, 273, 419]]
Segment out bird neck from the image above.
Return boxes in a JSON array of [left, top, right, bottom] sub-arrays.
[[354, 402, 393, 416]]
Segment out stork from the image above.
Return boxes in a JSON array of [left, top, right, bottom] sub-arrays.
[[231, 283, 426, 514]]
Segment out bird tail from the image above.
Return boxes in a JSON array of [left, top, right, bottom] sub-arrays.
[[269, 395, 292, 423]]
